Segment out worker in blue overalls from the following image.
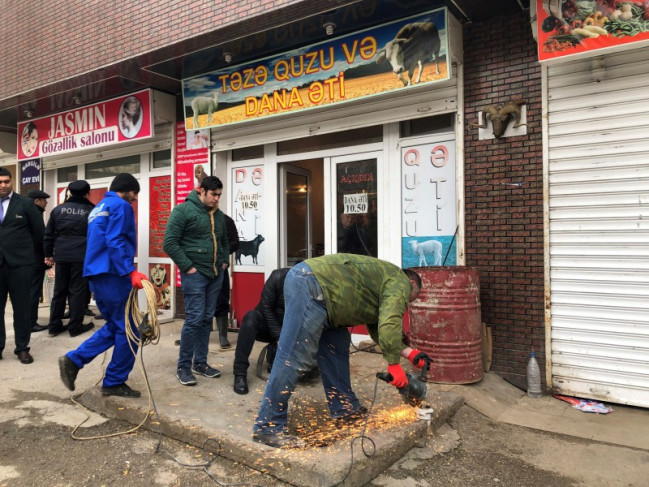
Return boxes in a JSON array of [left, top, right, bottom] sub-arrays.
[[58, 173, 148, 398]]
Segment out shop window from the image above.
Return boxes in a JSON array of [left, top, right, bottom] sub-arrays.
[[400, 113, 454, 138], [277, 126, 382, 156], [232, 145, 264, 161], [86, 155, 140, 179], [152, 149, 171, 169], [57, 166, 78, 183]]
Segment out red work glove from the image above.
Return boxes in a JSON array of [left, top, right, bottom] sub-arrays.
[[387, 364, 408, 389], [130, 270, 148, 289], [408, 349, 432, 369]]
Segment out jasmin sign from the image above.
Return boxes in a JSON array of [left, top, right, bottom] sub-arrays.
[[17, 89, 153, 161]]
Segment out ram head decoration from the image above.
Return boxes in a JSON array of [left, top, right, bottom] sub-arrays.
[[478, 99, 527, 139]]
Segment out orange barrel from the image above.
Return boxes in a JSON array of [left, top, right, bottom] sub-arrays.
[[408, 266, 483, 384]]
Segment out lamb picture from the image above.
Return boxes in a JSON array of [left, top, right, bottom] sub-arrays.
[[409, 239, 442, 266], [191, 92, 219, 128]]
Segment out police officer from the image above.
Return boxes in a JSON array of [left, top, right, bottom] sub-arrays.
[[44, 180, 95, 337]]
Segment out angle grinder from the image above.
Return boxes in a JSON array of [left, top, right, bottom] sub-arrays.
[[376, 357, 431, 407]]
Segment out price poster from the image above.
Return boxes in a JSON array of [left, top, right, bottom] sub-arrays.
[[231, 164, 265, 268], [343, 193, 368, 214]]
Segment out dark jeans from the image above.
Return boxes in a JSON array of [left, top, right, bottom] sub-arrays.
[[178, 270, 224, 370], [30, 267, 46, 327], [0, 262, 33, 354], [233, 309, 274, 376], [48, 262, 88, 332], [214, 267, 230, 317]]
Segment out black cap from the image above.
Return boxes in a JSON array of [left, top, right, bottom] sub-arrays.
[[27, 190, 50, 199], [109, 173, 140, 193], [68, 180, 90, 197]]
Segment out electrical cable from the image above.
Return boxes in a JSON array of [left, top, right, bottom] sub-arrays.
[[70, 280, 160, 440]]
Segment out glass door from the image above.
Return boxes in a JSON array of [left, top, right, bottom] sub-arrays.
[[279, 164, 312, 267], [330, 153, 380, 257]]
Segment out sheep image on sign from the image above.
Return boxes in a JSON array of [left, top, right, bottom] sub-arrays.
[[191, 93, 219, 128], [376, 21, 441, 86], [409, 239, 442, 266], [236, 235, 265, 265]]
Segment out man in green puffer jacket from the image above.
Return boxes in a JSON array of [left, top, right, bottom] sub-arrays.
[[163, 176, 229, 386]]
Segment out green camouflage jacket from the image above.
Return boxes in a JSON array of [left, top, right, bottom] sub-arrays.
[[305, 253, 411, 364]]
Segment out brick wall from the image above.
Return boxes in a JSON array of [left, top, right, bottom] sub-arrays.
[[462, 11, 545, 389], [0, 0, 348, 101]]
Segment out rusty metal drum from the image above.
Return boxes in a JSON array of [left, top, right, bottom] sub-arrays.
[[408, 266, 483, 384]]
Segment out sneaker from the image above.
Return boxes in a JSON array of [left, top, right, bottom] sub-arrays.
[[101, 383, 141, 398], [176, 367, 197, 386], [58, 355, 79, 391], [192, 362, 221, 378], [252, 431, 306, 449], [69, 322, 95, 337]]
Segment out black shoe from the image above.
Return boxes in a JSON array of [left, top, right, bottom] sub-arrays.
[[84, 308, 95, 317], [69, 322, 95, 337], [334, 407, 369, 427], [174, 339, 181, 346], [101, 383, 141, 398], [31, 324, 48, 333], [59, 355, 79, 391], [49, 325, 69, 337], [252, 432, 306, 449], [63, 310, 70, 319], [233, 375, 248, 395], [18, 351, 34, 364]]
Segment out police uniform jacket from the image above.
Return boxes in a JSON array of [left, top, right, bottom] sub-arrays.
[[44, 196, 95, 263]]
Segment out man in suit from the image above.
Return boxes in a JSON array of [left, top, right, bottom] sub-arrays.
[[0, 168, 45, 364], [26, 189, 51, 333]]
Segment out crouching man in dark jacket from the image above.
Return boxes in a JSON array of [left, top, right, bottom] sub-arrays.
[[233, 267, 289, 394]]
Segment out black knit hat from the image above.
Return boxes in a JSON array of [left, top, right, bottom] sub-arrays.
[[109, 173, 140, 193], [68, 180, 90, 197]]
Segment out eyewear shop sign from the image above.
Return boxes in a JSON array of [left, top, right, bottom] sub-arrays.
[[182, 8, 449, 129], [17, 89, 153, 161], [401, 140, 456, 268]]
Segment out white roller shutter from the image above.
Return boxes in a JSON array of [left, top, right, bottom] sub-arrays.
[[547, 48, 649, 407]]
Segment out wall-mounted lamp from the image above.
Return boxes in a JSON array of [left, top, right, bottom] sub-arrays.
[[323, 21, 336, 36], [223, 51, 232, 63], [24, 106, 34, 118], [73, 92, 83, 105]]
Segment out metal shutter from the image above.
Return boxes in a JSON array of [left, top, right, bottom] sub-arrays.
[[547, 48, 649, 407]]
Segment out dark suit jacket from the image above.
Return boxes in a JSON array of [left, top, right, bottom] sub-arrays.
[[0, 193, 45, 267]]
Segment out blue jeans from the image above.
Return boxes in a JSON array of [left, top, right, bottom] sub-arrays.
[[67, 274, 136, 388], [254, 262, 360, 435], [177, 270, 224, 370]]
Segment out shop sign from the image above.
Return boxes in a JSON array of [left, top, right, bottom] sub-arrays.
[[231, 164, 265, 269], [537, 0, 649, 62], [182, 8, 449, 129], [174, 122, 211, 205], [20, 158, 40, 186], [401, 140, 456, 268], [17, 89, 153, 161]]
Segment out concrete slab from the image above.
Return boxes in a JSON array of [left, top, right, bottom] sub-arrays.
[[75, 320, 464, 486], [444, 372, 649, 452]]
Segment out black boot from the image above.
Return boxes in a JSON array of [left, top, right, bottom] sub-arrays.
[[216, 314, 231, 349], [233, 375, 248, 394]]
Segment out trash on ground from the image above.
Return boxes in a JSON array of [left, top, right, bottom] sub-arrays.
[[554, 394, 613, 414]]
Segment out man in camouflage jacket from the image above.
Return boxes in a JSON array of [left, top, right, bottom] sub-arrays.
[[253, 253, 429, 449]]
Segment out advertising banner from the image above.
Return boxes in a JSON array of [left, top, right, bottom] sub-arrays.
[[17, 89, 153, 161], [231, 164, 264, 269], [537, 0, 649, 62], [149, 175, 172, 258], [401, 139, 456, 268], [182, 8, 449, 129], [174, 122, 211, 206], [20, 158, 40, 186]]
